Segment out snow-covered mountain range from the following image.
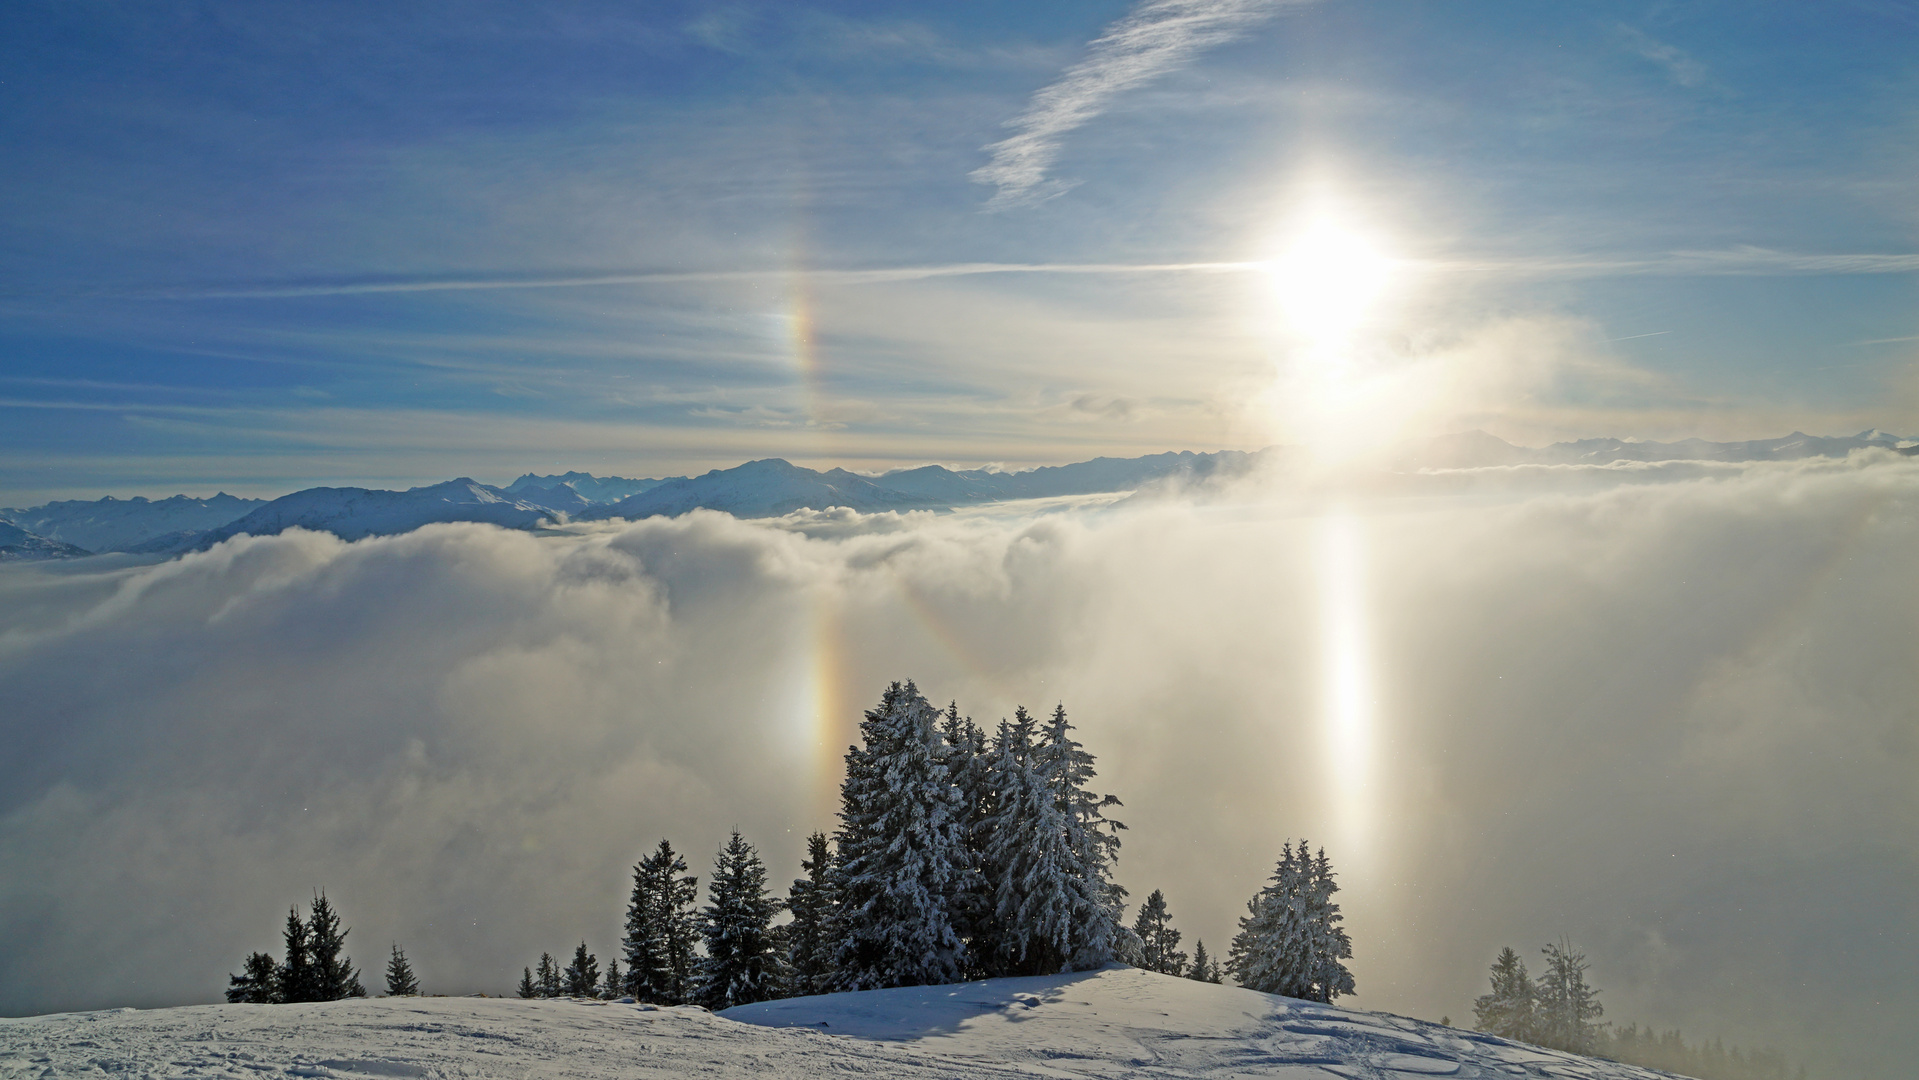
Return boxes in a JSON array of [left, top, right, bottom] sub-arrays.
[[0, 493, 265, 556], [0, 966, 1686, 1080], [2, 430, 1911, 559]]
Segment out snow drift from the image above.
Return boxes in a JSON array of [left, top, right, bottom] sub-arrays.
[[1, 968, 1684, 1080]]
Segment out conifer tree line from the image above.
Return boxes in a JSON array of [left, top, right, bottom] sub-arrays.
[[521, 681, 1351, 1008], [224, 682, 1357, 1010], [1471, 942, 1805, 1080], [226, 893, 382, 1003]]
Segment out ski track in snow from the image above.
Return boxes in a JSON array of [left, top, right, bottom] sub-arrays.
[[1, 969, 1682, 1080]]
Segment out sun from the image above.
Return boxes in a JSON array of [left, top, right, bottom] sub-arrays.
[[1251, 204, 1412, 461], [1264, 213, 1397, 355]]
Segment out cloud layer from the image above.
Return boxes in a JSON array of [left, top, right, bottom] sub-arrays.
[[3, 458, 1917, 1076]]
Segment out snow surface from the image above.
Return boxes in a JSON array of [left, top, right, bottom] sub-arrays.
[[2, 968, 1683, 1080]]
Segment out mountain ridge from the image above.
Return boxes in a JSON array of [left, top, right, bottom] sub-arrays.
[[5, 431, 1912, 559]]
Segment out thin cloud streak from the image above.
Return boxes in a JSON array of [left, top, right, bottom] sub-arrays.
[[104, 262, 1262, 300], [79, 247, 1919, 301], [973, 0, 1311, 209]]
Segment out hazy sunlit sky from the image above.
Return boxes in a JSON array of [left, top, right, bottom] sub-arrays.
[[3, 0, 1917, 504], [4, 6, 1919, 1079]]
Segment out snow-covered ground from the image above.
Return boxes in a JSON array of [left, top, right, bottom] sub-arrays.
[[2, 967, 1680, 1080]]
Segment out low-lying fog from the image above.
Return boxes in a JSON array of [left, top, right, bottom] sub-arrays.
[[3, 453, 1913, 1077]]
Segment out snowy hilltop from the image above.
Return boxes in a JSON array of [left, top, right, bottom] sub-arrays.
[[0, 967, 1688, 1080]]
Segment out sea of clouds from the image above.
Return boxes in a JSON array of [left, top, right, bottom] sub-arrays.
[[3, 452, 1914, 1076]]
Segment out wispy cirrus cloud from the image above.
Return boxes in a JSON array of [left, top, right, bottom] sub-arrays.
[[972, 0, 1313, 210], [1617, 24, 1719, 91]]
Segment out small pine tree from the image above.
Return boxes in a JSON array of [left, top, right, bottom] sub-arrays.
[[227, 951, 280, 1003], [601, 957, 623, 999], [536, 951, 563, 998], [306, 893, 365, 1000], [278, 906, 317, 1003], [1188, 940, 1221, 984], [515, 967, 537, 999], [384, 944, 421, 997], [1131, 889, 1188, 976], [1534, 939, 1603, 1054], [1472, 946, 1535, 1041], [693, 830, 781, 1009], [563, 942, 600, 998], [783, 832, 839, 997]]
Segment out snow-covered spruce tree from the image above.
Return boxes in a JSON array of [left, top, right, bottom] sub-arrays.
[[278, 906, 317, 1003], [563, 942, 600, 997], [1534, 939, 1603, 1054], [830, 680, 969, 990], [384, 944, 421, 997], [600, 957, 622, 999], [982, 708, 1076, 976], [515, 967, 537, 998], [694, 830, 782, 1009], [1188, 940, 1221, 984], [306, 893, 366, 1000], [939, 702, 997, 978], [1034, 704, 1129, 970], [1229, 841, 1353, 1002], [783, 831, 839, 996], [1304, 847, 1356, 1002], [1472, 946, 1536, 1041], [623, 839, 700, 1003], [1132, 889, 1188, 976], [226, 951, 280, 1003], [535, 952, 562, 998]]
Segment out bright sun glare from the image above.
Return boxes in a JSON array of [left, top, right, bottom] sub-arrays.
[[1265, 214, 1397, 354]]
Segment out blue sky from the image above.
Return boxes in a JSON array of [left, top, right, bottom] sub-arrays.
[[3, 0, 1916, 502]]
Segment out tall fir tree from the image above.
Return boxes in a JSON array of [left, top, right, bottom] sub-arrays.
[[939, 702, 996, 977], [1534, 940, 1604, 1054], [982, 708, 1078, 976], [384, 944, 421, 997], [622, 839, 700, 1003], [1132, 889, 1188, 976], [563, 942, 600, 997], [1472, 946, 1536, 1041], [226, 951, 280, 1003], [1304, 848, 1355, 1001], [1228, 840, 1354, 1002], [694, 830, 782, 1009], [1035, 704, 1129, 969], [515, 967, 537, 998], [831, 680, 969, 990], [783, 831, 839, 997], [278, 906, 317, 1003], [306, 893, 366, 1000]]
